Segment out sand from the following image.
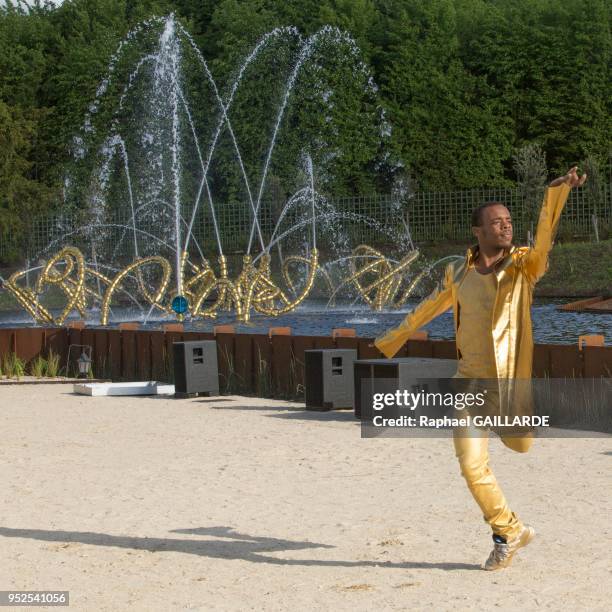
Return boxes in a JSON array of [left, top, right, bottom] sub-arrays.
[[0, 384, 610, 611]]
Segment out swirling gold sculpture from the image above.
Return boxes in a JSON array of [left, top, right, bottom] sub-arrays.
[[4, 243, 430, 323], [3, 245, 319, 325], [99, 256, 172, 325], [346, 245, 421, 310], [6, 247, 92, 325], [282, 255, 334, 300]]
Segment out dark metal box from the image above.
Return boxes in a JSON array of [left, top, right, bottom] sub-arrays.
[[173, 340, 220, 398], [304, 349, 358, 410], [354, 357, 457, 419]]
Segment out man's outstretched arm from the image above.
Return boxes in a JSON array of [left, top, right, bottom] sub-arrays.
[[374, 264, 454, 358], [522, 166, 587, 284]]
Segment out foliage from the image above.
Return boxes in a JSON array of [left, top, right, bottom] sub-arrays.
[[1, 352, 26, 379], [255, 345, 271, 397], [0, 0, 610, 261], [582, 153, 606, 242], [29, 354, 47, 377], [536, 238, 612, 296], [513, 143, 547, 242], [0, 349, 60, 378], [46, 349, 60, 377], [0, 100, 53, 255]]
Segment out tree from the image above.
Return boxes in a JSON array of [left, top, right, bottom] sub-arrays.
[[582, 154, 605, 242], [0, 100, 53, 258], [376, 0, 513, 190], [457, 0, 611, 177], [513, 143, 547, 245], [1, 0, 610, 263]]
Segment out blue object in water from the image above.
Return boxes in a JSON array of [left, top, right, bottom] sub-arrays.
[[172, 295, 189, 315]]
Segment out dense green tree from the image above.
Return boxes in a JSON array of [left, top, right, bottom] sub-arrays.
[[0, 0, 610, 260], [456, 0, 611, 175], [376, 0, 513, 189], [0, 100, 52, 246]]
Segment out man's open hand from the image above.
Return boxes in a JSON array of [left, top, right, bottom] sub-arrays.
[[549, 166, 587, 188]]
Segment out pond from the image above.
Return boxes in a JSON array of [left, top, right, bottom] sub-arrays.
[[0, 298, 609, 345]]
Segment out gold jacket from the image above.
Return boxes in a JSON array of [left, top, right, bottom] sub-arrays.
[[374, 183, 572, 379]]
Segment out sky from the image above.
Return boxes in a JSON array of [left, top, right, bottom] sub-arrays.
[[1, 0, 66, 8]]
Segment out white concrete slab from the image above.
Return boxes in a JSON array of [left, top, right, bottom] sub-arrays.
[[73, 381, 175, 396]]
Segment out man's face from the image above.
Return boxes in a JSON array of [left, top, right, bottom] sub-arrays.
[[472, 204, 513, 249]]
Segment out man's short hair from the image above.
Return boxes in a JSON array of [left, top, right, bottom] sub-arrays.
[[471, 201, 508, 227]]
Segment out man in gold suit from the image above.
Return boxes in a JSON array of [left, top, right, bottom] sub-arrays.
[[374, 166, 587, 570]]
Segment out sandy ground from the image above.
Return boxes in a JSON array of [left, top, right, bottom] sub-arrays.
[[0, 384, 610, 612]]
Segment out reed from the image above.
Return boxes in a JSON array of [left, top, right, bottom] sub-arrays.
[[256, 346, 271, 398], [219, 344, 246, 394], [2, 353, 26, 379], [29, 355, 48, 378]]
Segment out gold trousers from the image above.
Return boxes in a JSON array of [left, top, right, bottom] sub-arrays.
[[453, 424, 534, 541]]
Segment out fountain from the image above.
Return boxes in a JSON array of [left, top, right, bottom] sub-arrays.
[[2, 14, 446, 326]]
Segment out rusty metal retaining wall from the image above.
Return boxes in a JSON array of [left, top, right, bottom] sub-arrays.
[[0, 327, 610, 397]]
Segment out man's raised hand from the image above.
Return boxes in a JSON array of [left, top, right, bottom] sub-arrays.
[[549, 166, 587, 188]]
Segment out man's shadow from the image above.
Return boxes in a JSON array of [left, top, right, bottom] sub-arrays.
[[0, 525, 479, 571]]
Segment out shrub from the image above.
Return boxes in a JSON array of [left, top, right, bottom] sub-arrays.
[[46, 350, 61, 378], [2, 353, 26, 379], [29, 355, 47, 378]]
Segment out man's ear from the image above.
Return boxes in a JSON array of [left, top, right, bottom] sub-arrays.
[[471, 226, 480, 239]]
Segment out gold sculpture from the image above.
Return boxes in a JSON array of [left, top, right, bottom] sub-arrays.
[[282, 254, 335, 301], [344, 245, 423, 310], [4, 241, 435, 324], [4, 245, 319, 325]]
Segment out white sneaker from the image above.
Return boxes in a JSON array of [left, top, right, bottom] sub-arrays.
[[484, 525, 536, 571]]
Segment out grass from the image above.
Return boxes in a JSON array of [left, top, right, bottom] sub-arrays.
[[219, 344, 246, 394], [287, 351, 304, 401], [255, 347, 271, 398], [92, 354, 110, 381], [46, 350, 60, 377], [29, 355, 47, 378], [1, 353, 26, 379], [411, 238, 612, 297], [537, 376, 612, 433], [537, 239, 612, 297], [162, 347, 174, 384], [0, 349, 67, 380], [0, 284, 68, 312]]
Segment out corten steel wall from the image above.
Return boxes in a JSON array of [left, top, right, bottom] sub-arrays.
[[0, 328, 609, 394]]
